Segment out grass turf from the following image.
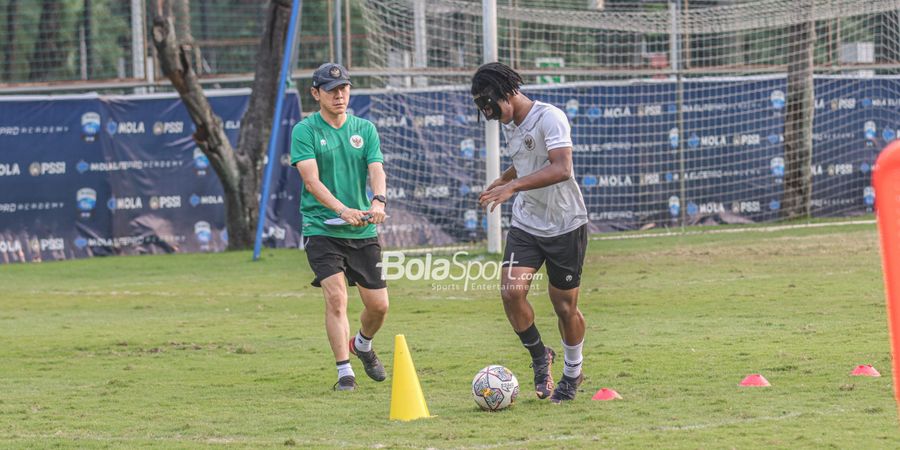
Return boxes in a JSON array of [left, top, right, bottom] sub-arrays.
[[1, 221, 897, 448]]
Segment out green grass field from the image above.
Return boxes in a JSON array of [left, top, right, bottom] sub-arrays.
[[2, 221, 899, 448]]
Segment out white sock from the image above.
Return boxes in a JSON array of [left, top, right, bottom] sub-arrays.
[[354, 331, 373, 352], [562, 339, 584, 379], [337, 360, 355, 379]]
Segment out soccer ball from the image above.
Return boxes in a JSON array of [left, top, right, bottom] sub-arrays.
[[472, 365, 519, 411]]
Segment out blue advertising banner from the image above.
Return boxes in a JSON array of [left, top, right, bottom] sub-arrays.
[[0, 76, 894, 263], [0, 90, 301, 263]]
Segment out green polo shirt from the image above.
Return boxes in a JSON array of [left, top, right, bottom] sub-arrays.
[[290, 112, 383, 238]]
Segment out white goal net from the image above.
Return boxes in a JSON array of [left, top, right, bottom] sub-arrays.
[[355, 0, 900, 248]]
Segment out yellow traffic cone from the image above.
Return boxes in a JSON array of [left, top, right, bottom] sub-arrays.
[[389, 334, 432, 421]]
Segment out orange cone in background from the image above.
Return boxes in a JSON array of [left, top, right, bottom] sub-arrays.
[[851, 364, 881, 377], [739, 374, 770, 387], [389, 335, 431, 421], [873, 140, 900, 419], [591, 388, 623, 401]]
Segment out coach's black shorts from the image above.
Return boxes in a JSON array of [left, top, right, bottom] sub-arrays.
[[304, 235, 387, 289], [502, 224, 588, 290]]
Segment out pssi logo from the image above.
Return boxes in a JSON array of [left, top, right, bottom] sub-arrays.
[[29, 161, 66, 176], [732, 201, 761, 213], [152, 121, 184, 135], [411, 115, 444, 127], [640, 173, 660, 185], [413, 185, 450, 198], [830, 98, 856, 110], [638, 104, 663, 116], [33, 238, 64, 251], [149, 196, 181, 209], [733, 134, 760, 146], [827, 164, 853, 176]]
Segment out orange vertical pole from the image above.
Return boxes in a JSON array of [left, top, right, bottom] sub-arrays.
[[873, 140, 900, 420]]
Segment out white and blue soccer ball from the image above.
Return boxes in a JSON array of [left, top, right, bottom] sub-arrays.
[[472, 365, 519, 411]]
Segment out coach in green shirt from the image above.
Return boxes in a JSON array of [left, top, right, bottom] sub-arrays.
[[291, 62, 389, 392]]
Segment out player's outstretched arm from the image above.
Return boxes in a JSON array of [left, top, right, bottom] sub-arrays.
[[487, 165, 518, 190], [296, 160, 367, 226], [480, 165, 517, 205], [479, 148, 572, 212]]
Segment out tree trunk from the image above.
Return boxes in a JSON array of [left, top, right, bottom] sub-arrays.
[[29, 0, 66, 81], [152, 0, 293, 250], [782, 4, 815, 219]]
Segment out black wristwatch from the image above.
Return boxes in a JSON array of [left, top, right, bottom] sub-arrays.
[[372, 194, 387, 205]]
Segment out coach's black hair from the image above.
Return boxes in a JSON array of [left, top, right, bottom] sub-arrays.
[[471, 62, 523, 99]]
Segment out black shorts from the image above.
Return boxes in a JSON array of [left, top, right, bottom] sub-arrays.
[[502, 225, 588, 290], [304, 236, 387, 289]]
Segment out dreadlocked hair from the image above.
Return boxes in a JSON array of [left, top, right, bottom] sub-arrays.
[[471, 62, 523, 99]]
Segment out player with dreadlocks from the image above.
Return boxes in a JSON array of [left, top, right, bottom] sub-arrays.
[[472, 62, 589, 403]]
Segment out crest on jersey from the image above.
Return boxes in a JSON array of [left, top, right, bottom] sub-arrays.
[[523, 134, 535, 151], [330, 66, 342, 78], [350, 134, 364, 149]]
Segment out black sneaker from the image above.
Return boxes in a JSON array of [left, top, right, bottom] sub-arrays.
[[530, 347, 556, 399], [333, 375, 357, 391], [550, 372, 584, 403], [349, 339, 387, 382]]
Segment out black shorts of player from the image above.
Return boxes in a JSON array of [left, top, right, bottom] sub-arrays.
[[304, 236, 387, 289], [502, 224, 588, 290]]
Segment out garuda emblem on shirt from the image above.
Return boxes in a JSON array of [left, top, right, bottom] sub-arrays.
[[523, 134, 535, 151]]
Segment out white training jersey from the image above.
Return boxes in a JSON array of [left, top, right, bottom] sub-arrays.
[[501, 101, 588, 237]]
